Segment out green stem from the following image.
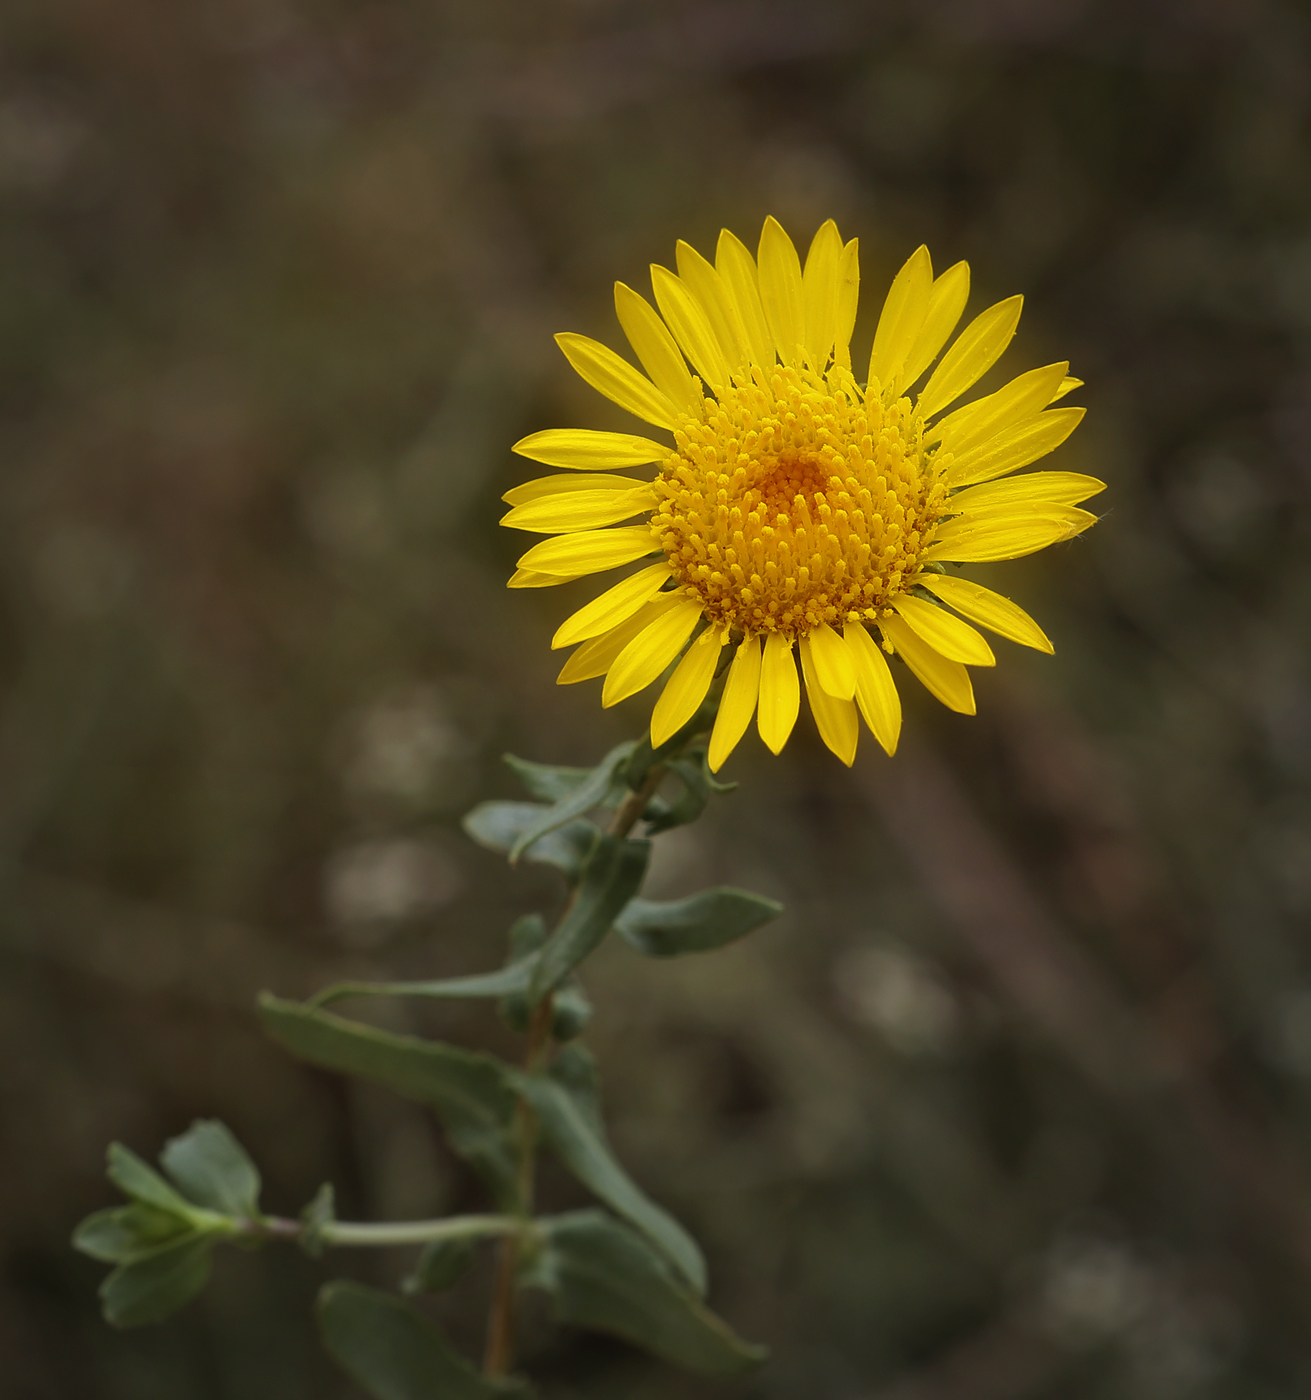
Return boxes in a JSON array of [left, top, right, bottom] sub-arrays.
[[245, 1213, 523, 1249]]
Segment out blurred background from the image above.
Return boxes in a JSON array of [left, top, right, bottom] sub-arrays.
[[3, 0, 1311, 1396]]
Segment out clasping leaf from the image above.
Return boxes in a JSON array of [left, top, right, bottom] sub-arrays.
[[616, 888, 782, 957]]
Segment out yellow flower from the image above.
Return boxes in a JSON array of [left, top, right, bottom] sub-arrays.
[[504, 218, 1101, 770]]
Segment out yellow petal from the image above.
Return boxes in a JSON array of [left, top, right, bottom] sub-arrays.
[[924, 507, 1095, 563], [900, 261, 970, 390], [844, 622, 901, 754], [800, 636, 858, 765], [919, 295, 1024, 419], [757, 216, 805, 368], [602, 597, 703, 706], [557, 595, 681, 684], [708, 635, 761, 772], [512, 428, 670, 470], [930, 361, 1068, 455], [650, 628, 725, 746], [675, 240, 750, 371], [945, 407, 1086, 488], [613, 282, 699, 412], [891, 593, 995, 666], [716, 229, 775, 370], [555, 333, 680, 429], [882, 613, 976, 715], [551, 560, 672, 649], [834, 238, 860, 371], [517, 525, 657, 576], [918, 574, 1053, 653], [757, 631, 800, 754], [807, 621, 856, 699], [1051, 376, 1082, 402], [949, 470, 1106, 514], [802, 219, 843, 368], [868, 245, 932, 392], [502, 472, 645, 506], [501, 485, 655, 533], [651, 264, 730, 393], [508, 567, 582, 588]]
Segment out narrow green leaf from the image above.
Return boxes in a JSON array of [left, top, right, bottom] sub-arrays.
[[643, 745, 730, 834], [524, 1212, 764, 1375], [515, 1073, 706, 1296], [615, 888, 783, 957], [309, 957, 538, 1011], [105, 1143, 197, 1218], [527, 835, 650, 1003], [318, 1281, 530, 1399], [73, 1204, 192, 1263], [99, 1233, 215, 1328], [161, 1120, 262, 1219], [462, 801, 597, 879], [259, 996, 520, 1206], [507, 741, 635, 863], [502, 754, 596, 802], [402, 1236, 477, 1294], [548, 1043, 602, 1129]]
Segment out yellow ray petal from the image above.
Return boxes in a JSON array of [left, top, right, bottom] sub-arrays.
[[716, 229, 775, 371], [602, 597, 703, 706], [919, 295, 1024, 419], [675, 240, 750, 371], [502, 472, 645, 506], [844, 622, 901, 754], [834, 238, 860, 371], [557, 594, 681, 684], [802, 219, 843, 369], [650, 628, 725, 747], [1051, 376, 1082, 402], [757, 216, 805, 368], [868, 245, 932, 393], [551, 560, 673, 649], [500, 486, 654, 534], [930, 361, 1068, 456], [900, 261, 970, 390], [949, 470, 1106, 514], [891, 593, 995, 666], [555, 333, 680, 430], [508, 567, 582, 588], [512, 428, 670, 471], [651, 264, 730, 394], [613, 282, 699, 413], [708, 635, 762, 772], [918, 574, 1053, 653], [807, 621, 856, 699], [944, 407, 1086, 488], [757, 630, 801, 754], [924, 507, 1096, 563], [517, 525, 657, 576], [882, 613, 976, 715], [800, 636, 859, 765]]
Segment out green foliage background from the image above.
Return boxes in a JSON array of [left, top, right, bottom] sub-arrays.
[[3, 0, 1311, 1395]]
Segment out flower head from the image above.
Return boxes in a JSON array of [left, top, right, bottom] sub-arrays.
[[504, 218, 1101, 770]]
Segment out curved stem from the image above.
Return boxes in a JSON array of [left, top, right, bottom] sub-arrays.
[[482, 757, 671, 1379], [244, 1212, 522, 1249]]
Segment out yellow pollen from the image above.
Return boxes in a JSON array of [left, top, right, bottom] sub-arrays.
[[650, 364, 946, 638]]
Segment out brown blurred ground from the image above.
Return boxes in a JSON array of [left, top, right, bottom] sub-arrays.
[[3, 0, 1311, 1396]]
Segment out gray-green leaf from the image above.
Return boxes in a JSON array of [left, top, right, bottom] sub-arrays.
[[506, 741, 635, 863], [502, 754, 596, 802], [161, 1120, 262, 1219], [462, 801, 597, 879], [73, 1204, 193, 1263], [99, 1232, 215, 1328], [515, 1072, 705, 1296], [309, 957, 538, 1011], [524, 1212, 764, 1375], [318, 1281, 530, 1399], [615, 888, 782, 957], [105, 1143, 197, 1218], [402, 1236, 477, 1294], [259, 995, 520, 1207], [527, 834, 650, 1003]]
